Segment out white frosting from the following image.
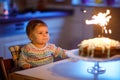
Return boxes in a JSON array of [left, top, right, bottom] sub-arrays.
[[78, 37, 120, 58]]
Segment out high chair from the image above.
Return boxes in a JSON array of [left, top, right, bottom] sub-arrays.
[[0, 57, 15, 80], [9, 45, 24, 68], [0, 45, 24, 80]]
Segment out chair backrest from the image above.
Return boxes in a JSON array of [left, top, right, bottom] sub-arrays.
[[0, 57, 14, 80], [9, 45, 24, 68]]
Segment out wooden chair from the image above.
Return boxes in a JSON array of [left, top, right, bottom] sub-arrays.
[[9, 45, 24, 68], [0, 45, 24, 80], [0, 57, 15, 80]]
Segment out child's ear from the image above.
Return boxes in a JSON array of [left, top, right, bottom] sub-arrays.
[[29, 34, 33, 41]]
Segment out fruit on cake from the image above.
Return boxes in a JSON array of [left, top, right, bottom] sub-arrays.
[[78, 37, 120, 58]]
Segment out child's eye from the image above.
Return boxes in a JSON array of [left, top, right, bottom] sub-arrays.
[[38, 32, 48, 34], [46, 32, 48, 34], [39, 32, 42, 34]]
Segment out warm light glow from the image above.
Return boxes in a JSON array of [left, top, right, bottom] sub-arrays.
[[105, 29, 108, 34], [85, 10, 112, 36], [109, 29, 112, 34], [104, 28, 112, 34], [83, 10, 87, 13], [86, 10, 111, 27]]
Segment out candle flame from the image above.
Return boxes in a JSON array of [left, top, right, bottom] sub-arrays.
[[104, 27, 107, 34], [109, 29, 112, 34]]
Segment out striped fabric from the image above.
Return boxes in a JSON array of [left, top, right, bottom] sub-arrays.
[[18, 43, 66, 67]]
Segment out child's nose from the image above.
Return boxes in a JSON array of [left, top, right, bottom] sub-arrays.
[[43, 34, 47, 36]]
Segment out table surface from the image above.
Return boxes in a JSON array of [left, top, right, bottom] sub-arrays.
[[10, 57, 120, 80]]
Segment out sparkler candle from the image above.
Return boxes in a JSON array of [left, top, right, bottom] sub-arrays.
[[86, 10, 112, 37]]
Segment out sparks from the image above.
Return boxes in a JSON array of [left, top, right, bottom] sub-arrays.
[[85, 10, 112, 36]]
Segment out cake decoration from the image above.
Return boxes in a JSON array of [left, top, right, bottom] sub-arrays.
[[78, 37, 120, 58]]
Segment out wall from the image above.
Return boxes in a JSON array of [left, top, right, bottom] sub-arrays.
[[57, 7, 94, 49]]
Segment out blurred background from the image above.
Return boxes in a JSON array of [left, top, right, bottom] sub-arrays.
[[0, 0, 120, 59]]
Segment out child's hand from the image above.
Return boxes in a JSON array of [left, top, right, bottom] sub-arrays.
[[54, 47, 61, 57], [22, 64, 31, 69], [61, 50, 67, 58], [54, 48, 67, 58]]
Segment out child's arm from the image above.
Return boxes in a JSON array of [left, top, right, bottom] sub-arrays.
[[54, 47, 67, 58], [18, 51, 31, 69]]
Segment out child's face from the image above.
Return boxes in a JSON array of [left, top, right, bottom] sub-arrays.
[[30, 25, 50, 45]]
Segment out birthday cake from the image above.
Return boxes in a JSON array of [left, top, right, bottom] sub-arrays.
[[78, 37, 120, 58]]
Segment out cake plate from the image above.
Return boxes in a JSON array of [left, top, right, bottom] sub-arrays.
[[66, 49, 120, 75]]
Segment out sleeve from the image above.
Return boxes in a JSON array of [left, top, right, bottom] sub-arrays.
[[53, 45, 67, 58], [18, 47, 30, 67]]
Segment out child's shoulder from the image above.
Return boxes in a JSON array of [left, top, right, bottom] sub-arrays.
[[21, 43, 32, 49]]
